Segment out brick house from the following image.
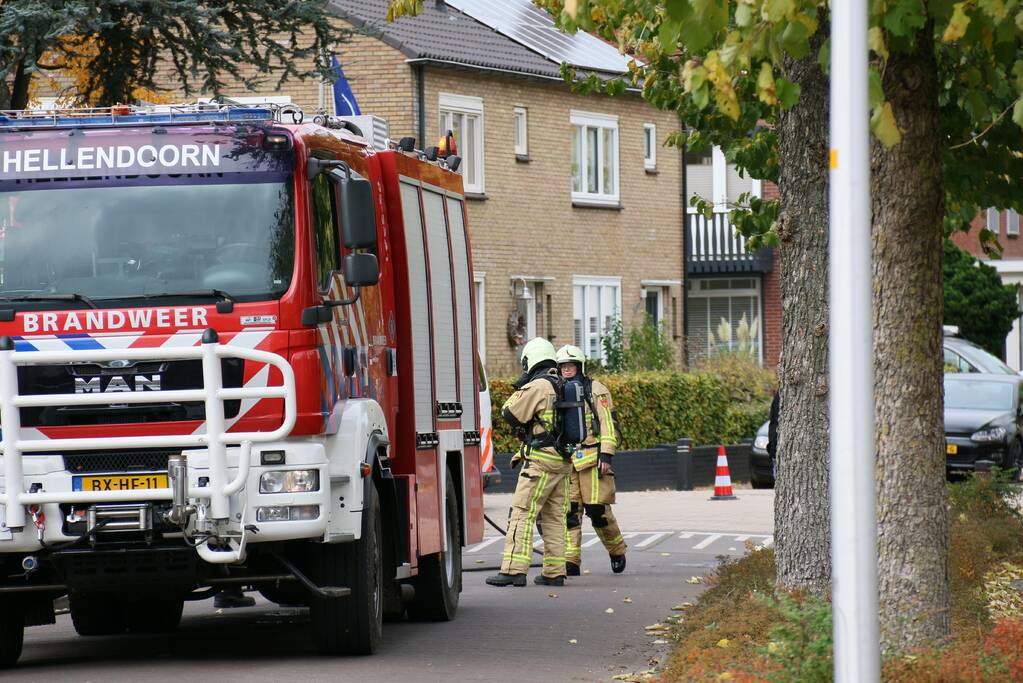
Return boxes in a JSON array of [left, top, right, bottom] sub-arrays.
[[951, 210, 1023, 368], [323, 0, 689, 375]]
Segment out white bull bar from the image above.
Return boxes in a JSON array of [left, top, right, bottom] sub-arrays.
[[0, 329, 296, 529]]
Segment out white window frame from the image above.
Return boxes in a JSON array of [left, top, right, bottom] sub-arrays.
[[572, 275, 622, 362], [643, 123, 657, 170], [439, 92, 485, 194], [513, 106, 528, 157], [686, 145, 763, 213], [1007, 209, 1020, 237], [986, 207, 1001, 233], [688, 277, 764, 364], [571, 110, 620, 206], [474, 273, 486, 363]]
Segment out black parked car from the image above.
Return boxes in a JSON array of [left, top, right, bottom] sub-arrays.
[[944, 373, 1023, 478], [750, 420, 774, 488]]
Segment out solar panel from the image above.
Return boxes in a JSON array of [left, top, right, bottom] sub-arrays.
[[445, 0, 631, 74]]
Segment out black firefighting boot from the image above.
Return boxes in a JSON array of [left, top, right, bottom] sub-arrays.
[[610, 554, 627, 574], [486, 572, 527, 587], [566, 561, 581, 576], [533, 574, 565, 586], [214, 587, 256, 608]]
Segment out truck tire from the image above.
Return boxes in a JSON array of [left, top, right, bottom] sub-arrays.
[[0, 600, 24, 668], [406, 470, 461, 621], [310, 481, 383, 655], [70, 592, 126, 636], [122, 595, 184, 634]]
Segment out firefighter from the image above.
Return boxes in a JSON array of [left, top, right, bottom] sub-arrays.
[[487, 337, 573, 587], [557, 345, 627, 575]]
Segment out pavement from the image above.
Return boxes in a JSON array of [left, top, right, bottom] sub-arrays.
[[13, 489, 774, 683]]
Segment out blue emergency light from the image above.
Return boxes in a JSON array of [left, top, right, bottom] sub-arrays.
[[0, 107, 274, 130]]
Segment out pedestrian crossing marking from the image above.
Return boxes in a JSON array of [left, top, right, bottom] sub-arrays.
[[466, 536, 502, 553], [636, 532, 669, 548], [692, 533, 722, 550], [469, 530, 773, 554]]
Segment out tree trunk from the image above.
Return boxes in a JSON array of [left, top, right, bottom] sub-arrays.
[[773, 34, 832, 596], [872, 26, 950, 652]]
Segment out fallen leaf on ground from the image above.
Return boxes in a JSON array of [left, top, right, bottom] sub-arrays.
[[569, 639, 578, 644], [605, 608, 615, 614], [717, 638, 730, 648], [660, 552, 671, 557], [583, 569, 591, 575], [686, 576, 702, 584], [717, 673, 734, 681], [652, 639, 668, 645], [622, 597, 633, 603], [548, 593, 558, 598], [475, 559, 485, 564]]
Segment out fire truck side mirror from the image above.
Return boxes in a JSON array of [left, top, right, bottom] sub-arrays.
[[343, 252, 379, 287], [334, 170, 378, 250]]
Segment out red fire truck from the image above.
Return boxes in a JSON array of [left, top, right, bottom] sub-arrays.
[[0, 104, 484, 666]]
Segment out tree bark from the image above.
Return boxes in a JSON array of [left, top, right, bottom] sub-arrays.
[[872, 27, 950, 652], [773, 34, 832, 596]]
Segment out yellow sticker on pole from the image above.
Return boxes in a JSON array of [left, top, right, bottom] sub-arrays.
[[829, 149, 838, 170]]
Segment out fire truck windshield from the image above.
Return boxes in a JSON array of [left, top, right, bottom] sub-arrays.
[[0, 179, 294, 307]]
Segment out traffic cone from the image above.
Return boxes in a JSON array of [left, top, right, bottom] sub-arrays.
[[710, 446, 737, 500]]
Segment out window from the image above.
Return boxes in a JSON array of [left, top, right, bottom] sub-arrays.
[[986, 207, 1001, 233], [687, 278, 762, 364], [573, 276, 621, 361], [439, 93, 484, 194], [643, 123, 657, 170], [571, 111, 619, 206], [644, 287, 663, 328], [311, 173, 340, 289], [686, 145, 760, 209], [943, 347, 976, 373], [1008, 209, 1020, 237], [474, 274, 486, 363], [514, 107, 528, 157]]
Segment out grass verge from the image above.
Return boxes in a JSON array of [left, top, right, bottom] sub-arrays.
[[654, 473, 1023, 682]]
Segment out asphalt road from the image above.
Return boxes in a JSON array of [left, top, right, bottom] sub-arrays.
[[9, 529, 766, 683]]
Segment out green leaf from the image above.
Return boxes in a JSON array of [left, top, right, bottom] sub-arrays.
[[775, 78, 801, 108], [978, 0, 1009, 20], [692, 0, 729, 37], [1013, 60, 1023, 89], [736, 2, 754, 27], [679, 18, 715, 53], [763, 0, 795, 22], [868, 67, 884, 107], [1013, 97, 1023, 129], [816, 37, 830, 74], [871, 102, 902, 148], [779, 19, 812, 57], [665, 0, 692, 22], [757, 62, 777, 105], [693, 84, 711, 109], [943, 2, 972, 42], [868, 26, 889, 59], [658, 18, 681, 54], [882, 0, 927, 36]]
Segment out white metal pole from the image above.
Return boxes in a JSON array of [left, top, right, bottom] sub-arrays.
[[829, 0, 879, 679]]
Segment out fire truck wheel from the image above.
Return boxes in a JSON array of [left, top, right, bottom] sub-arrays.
[[121, 595, 184, 634], [69, 592, 127, 636], [407, 470, 461, 622], [310, 481, 383, 655], [0, 599, 24, 668]]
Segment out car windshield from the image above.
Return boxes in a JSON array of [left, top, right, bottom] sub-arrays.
[[944, 378, 1016, 411], [0, 179, 294, 304]]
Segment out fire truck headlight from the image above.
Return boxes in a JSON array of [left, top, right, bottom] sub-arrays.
[[259, 470, 320, 494], [256, 505, 320, 522]]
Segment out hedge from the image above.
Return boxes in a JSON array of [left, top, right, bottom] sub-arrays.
[[489, 369, 773, 453]]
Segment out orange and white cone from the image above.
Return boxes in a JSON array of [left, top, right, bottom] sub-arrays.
[[710, 446, 737, 500]]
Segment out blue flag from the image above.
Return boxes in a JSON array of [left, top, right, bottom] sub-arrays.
[[332, 55, 361, 116]]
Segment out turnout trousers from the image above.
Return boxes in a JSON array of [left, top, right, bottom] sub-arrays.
[[565, 465, 626, 566], [500, 460, 571, 578]]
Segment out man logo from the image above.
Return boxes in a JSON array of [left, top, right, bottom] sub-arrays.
[[74, 375, 161, 393]]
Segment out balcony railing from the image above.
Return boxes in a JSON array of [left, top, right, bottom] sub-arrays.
[[686, 212, 773, 274]]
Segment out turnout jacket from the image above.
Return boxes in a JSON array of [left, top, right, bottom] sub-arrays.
[[501, 369, 572, 474], [573, 378, 617, 472]]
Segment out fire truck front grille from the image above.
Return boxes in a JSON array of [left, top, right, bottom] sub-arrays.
[[61, 449, 179, 474], [15, 358, 244, 427]]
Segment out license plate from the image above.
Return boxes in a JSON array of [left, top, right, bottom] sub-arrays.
[[946, 443, 958, 455], [72, 473, 168, 492]]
